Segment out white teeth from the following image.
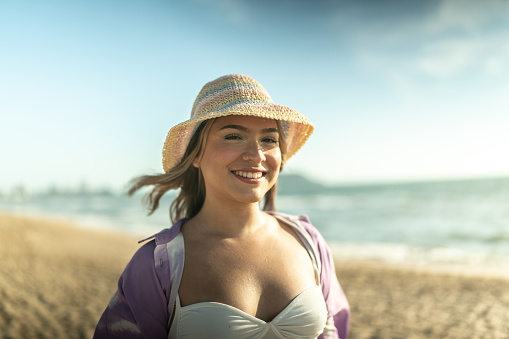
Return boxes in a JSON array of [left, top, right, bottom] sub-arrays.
[[234, 171, 263, 179]]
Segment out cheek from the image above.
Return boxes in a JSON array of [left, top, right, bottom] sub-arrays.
[[266, 148, 282, 169], [200, 143, 240, 169]]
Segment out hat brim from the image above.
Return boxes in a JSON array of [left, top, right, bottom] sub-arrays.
[[162, 102, 314, 172]]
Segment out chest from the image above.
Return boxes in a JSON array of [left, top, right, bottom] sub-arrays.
[[178, 229, 317, 321]]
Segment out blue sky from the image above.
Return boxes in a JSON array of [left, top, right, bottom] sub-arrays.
[[1, 0, 509, 191]]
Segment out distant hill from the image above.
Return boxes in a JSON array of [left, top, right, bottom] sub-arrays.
[[277, 174, 326, 195], [277, 173, 509, 196]]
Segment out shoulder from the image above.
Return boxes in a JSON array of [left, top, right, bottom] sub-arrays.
[[267, 211, 311, 224], [269, 212, 333, 270], [138, 218, 187, 246], [120, 240, 159, 287], [127, 239, 157, 267], [122, 219, 187, 291], [268, 212, 325, 244]]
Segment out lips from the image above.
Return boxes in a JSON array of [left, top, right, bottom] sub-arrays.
[[232, 170, 265, 179]]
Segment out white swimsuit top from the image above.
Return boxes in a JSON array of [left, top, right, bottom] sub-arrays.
[[167, 214, 329, 338], [168, 285, 328, 339]]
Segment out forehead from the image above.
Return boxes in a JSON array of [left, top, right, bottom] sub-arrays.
[[211, 115, 278, 130]]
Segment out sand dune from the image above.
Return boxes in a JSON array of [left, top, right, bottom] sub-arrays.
[[1, 213, 508, 339]]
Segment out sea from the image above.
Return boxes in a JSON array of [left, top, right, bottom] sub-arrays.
[[2, 176, 509, 276]]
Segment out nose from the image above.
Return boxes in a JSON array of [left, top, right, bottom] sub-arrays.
[[242, 141, 266, 163]]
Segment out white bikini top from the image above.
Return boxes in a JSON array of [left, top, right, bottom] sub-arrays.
[[167, 214, 328, 338], [168, 285, 328, 339]]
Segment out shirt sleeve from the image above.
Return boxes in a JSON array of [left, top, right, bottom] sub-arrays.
[[93, 240, 169, 339], [318, 237, 350, 339], [299, 215, 350, 339]]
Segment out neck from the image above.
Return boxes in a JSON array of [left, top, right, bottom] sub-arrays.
[[191, 199, 269, 238]]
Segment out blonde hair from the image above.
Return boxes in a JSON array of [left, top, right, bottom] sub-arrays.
[[127, 118, 286, 223]]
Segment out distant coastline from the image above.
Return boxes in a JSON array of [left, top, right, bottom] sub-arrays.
[[3, 173, 509, 200], [278, 173, 509, 195]]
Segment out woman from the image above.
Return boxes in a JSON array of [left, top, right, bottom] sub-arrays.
[[94, 74, 350, 339]]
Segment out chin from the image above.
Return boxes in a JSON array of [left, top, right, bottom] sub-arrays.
[[235, 188, 270, 205]]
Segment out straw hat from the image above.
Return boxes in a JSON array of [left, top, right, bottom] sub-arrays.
[[162, 74, 314, 172]]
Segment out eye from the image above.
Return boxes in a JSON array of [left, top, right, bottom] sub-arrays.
[[262, 137, 278, 144], [225, 134, 242, 140]]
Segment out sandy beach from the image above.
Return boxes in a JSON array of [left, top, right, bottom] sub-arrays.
[[0, 214, 140, 339], [1, 213, 508, 339], [337, 262, 509, 339]]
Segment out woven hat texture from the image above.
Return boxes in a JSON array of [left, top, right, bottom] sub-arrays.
[[162, 74, 314, 172]]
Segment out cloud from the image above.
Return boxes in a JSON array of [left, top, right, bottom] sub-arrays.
[[335, 0, 509, 78], [482, 39, 509, 77], [426, 0, 509, 34], [415, 0, 509, 78], [414, 38, 481, 78], [323, 0, 509, 106]]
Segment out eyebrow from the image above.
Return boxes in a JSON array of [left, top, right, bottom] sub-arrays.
[[219, 125, 278, 133]]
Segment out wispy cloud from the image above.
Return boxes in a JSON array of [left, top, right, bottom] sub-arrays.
[[425, 0, 509, 34], [325, 0, 509, 101], [414, 38, 482, 78]]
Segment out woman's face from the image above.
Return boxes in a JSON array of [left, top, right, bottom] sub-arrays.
[[193, 115, 282, 206]]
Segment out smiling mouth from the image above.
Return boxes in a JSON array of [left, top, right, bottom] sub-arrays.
[[232, 171, 265, 179]]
